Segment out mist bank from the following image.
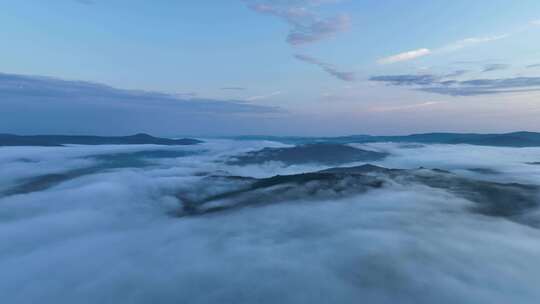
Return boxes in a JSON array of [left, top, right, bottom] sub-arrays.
[[1, 140, 540, 303]]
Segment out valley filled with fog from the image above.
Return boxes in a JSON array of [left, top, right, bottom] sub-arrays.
[[2, 139, 540, 304]]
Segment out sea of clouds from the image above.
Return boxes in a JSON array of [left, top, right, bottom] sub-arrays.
[[1, 140, 540, 304]]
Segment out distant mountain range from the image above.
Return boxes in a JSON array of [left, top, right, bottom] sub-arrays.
[[0, 133, 202, 146], [231, 132, 540, 147], [4, 132, 540, 147]]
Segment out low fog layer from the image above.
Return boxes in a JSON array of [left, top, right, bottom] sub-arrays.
[[1, 140, 540, 304]]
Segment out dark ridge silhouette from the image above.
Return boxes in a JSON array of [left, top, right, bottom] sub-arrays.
[[0, 133, 202, 146], [176, 164, 540, 227], [228, 143, 388, 165], [466, 168, 501, 175]]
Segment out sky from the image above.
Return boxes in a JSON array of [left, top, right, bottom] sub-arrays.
[[1, 0, 540, 136]]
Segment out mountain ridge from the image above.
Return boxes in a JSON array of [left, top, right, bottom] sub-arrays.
[[229, 131, 540, 147], [0, 133, 202, 146]]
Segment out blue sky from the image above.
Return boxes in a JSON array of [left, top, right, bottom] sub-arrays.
[[1, 0, 540, 135]]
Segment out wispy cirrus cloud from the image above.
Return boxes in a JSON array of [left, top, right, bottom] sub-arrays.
[[377, 48, 432, 65], [439, 35, 508, 53], [294, 54, 355, 81], [369, 101, 442, 112], [482, 63, 510, 73], [444, 69, 469, 78], [370, 73, 540, 96], [370, 74, 438, 86], [75, 0, 94, 5], [245, 1, 351, 81], [245, 0, 350, 46], [286, 14, 350, 45], [173, 92, 198, 98], [377, 34, 507, 65], [221, 87, 247, 91], [0, 73, 281, 134], [420, 79, 540, 96], [245, 90, 282, 101], [0, 73, 281, 113]]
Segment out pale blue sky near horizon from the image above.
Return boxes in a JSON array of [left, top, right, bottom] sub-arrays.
[[1, 0, 540, 136]]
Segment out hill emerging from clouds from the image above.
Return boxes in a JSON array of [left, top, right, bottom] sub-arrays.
[[227, 143, 388, 166]]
